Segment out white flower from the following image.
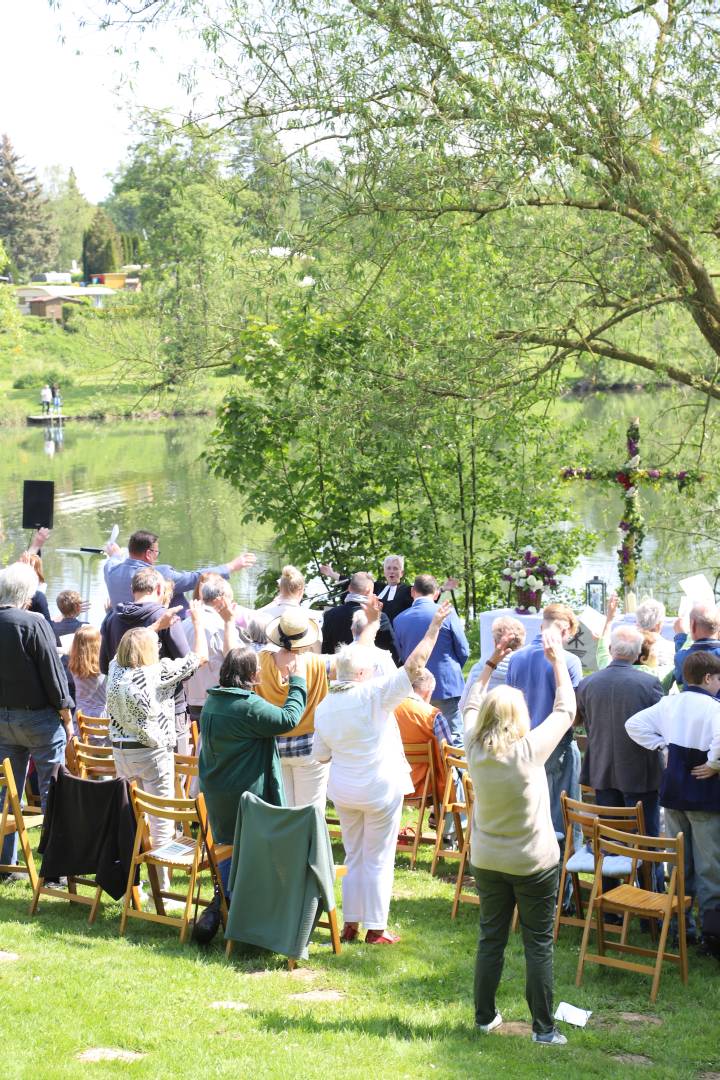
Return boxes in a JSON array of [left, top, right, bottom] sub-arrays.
[[513, 560, 522, 569], [547, 564, 557, 573], [524, 546, 534, 554], [526, 575, 539, 589], [516, 569, 527, 579], [625, 455, 640, 468], [528, 605, 537, 614], [626, 486, 638, 497]]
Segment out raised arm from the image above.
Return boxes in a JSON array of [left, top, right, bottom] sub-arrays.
[[462, 634, 515, 739], [526, 627, 576, 763]]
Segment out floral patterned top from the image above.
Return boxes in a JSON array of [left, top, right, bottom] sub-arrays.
[[107, 654, 201, 749]]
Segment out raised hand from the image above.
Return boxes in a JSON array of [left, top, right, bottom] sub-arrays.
[[214, 596, 237, 623], [319, 563, 340, 580], [152, 605, 182, 631], [229, 552, 257, 572], [432, 599, 453, 627], [440, 576, 460, 592], [541, 625, 564, 663], [606, 592, 619, 620], [364, 594, 383, 622]]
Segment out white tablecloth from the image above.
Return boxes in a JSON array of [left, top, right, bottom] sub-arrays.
[[478, 610, 676, 674]]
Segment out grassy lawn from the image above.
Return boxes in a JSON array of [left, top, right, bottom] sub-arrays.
[[0, 318, 229, 426], [2, 842, 719, 1080]]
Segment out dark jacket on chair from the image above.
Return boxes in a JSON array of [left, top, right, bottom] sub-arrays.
[[38, 766, 136, 899]]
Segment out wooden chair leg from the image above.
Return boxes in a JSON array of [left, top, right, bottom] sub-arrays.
[[28, 877, 43, 917], [225, 938, 234, 958], [650, 909, 672, 1003], [88, 886, 103, 925], [327, 906, 341, 955]]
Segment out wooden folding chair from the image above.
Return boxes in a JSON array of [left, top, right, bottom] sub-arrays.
[[451, 772, 478, 917], [189, 719, 200, 755], [554, 794, 646, 941], [119, 786, 226, 944], [174, 753, 198, 801], [396, 742, 440, 869], [576, 823, 690, 1003], [77, 712, 110, 745], [430, 743, 466, 875], [72, 739, 116, 781], [0, 758, 42, 890]]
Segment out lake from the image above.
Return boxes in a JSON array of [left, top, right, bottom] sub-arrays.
[[0, 391, 715, 622]]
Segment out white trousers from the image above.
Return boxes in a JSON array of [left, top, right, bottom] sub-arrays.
[[336, 796, 404, 930], [113, 746, 174, 891], [281, 756, 330, 810]]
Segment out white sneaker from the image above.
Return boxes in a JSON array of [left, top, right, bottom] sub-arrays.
[[532, 1029, 567, 1045], [161, 897, 189, 913], [476, 1012, 503, 1034]]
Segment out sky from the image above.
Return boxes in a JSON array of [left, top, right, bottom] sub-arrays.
[[0, 0, 208, 202]]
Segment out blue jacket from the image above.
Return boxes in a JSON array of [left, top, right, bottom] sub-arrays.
[[393, 597, 469, 699], [673, 634, 720, 688], [103, 555, 230, 608], [625, 687, 720, 812], [506, 634, 582, 729]]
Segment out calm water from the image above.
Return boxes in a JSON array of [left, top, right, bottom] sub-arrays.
[[0, 418, 273, 625], [0, 392, 714, 620]]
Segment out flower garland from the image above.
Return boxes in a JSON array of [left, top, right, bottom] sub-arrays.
[[502, 547, 559, 614], [561, 418, 700, 596]]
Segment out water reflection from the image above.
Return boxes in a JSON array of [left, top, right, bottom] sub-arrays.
[[0, 418, 274, 625]]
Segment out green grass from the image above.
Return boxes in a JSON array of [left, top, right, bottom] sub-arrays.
[[2, 844, 719, 1080], [0, 318, 229, 426]]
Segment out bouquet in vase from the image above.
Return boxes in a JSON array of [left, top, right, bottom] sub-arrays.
[[502, 548, 559, 615]]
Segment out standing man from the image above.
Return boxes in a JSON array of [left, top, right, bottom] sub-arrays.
[[103, 529, 256, 609], [100, 568, 193, 753], [506, 603, 582, 837], [673, 604, 720, 689], [321, 571, 397, 659], [576, 625, 665, 886], [0, 563, 73, 872], [393, 574, 469, 746], [182, 575, 240, 722]]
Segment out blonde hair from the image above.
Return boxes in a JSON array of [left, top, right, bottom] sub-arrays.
[[278, 564, 305, 597], [68, 625, 101, 679], [466, 685, 530, 757], [491, 615, 526, 647], [21, 552, 45, 584], [542, 602, 578, 639], [116, 627, 159, 668]]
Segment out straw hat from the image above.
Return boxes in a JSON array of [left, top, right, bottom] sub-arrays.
[[265, 608, 321, 650]]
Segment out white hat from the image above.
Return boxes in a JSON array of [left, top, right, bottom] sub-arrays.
[[265, 608, 320, 650]]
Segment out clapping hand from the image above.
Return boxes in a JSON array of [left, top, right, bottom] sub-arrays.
[[319, 563, 340, 581], [674, 615, 689, 635], [541, 625, 564, 662], [286, 652, 308, 678], [490, 630, 516, 665], [229, 552, 257, 572]]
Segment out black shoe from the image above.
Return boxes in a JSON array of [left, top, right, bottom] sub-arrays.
[[192, 892, 223, 945], [697, 935, 720, 960]]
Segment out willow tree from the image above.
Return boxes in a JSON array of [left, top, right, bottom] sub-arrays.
[[96, 1, 720, 402]]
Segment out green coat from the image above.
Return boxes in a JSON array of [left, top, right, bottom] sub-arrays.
[[198, 676, 306, 844]]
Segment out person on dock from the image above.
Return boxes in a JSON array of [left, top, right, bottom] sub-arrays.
[[51, 383, 62, 415], [40, 384, 51, 415], [103, 529, 256, 609]]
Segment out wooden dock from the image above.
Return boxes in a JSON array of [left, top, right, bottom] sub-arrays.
[[26, 414, 68, 426]]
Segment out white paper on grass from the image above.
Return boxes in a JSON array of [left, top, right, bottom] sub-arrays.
[[554, 1001, 592, 1027], [679, 574, 715, 608], [578, 605, 606, 638]]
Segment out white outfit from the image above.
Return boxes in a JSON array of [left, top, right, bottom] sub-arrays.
[[182, 607, 234, 708], [281, 757, 330, 810], [313, 666, 413, 929], [255, 598, 303, 620]]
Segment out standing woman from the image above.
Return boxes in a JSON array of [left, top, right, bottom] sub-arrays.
[[463, 626, 575, 1045], [198, 646, 307, 903], [106, 602, 207, 898], [255, 565, 306, 621], [256, 609, 329, 809]]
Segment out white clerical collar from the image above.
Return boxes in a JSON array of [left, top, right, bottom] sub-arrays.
[[377, 584, 398, 601]]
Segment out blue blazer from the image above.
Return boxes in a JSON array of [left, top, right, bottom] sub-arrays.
[[393, 598, 469, 699]]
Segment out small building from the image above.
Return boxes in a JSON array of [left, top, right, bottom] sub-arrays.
[[16, 283, 116, 314], [28, 296, 65, 321]]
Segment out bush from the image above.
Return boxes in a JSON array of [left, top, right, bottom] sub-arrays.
[[13, 369, 74, 390]]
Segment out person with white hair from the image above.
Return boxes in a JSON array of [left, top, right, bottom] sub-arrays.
[[182, 575, 240, 720], [576, 625, 665, 886], [0, 562, 74, 875], [313, 595, 452, 944], [460, 616, 526, 714], [673, 603, 720, 689]]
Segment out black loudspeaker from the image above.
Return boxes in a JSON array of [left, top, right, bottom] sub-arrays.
[[22, 480, 55, 529]]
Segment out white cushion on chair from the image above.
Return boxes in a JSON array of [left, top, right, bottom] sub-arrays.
[[566, 846, 634, 878]]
